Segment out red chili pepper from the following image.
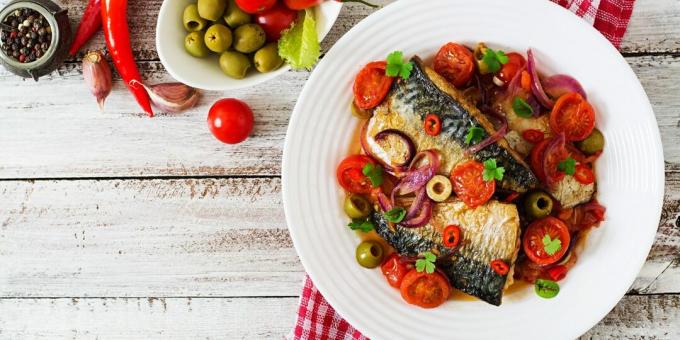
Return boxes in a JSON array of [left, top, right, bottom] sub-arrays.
[[424, 114, 442, 136], [101, 0, 153, 117], [522, 129, 545, 144], [503, 191, 520, 203], [68, 0, 102, 56], [442, 225, 461, 248], [490, 259, 509, 275], [546, 265, 568, 281]]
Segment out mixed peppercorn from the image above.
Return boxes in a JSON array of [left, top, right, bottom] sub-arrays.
[[0, 8, 52, 63]]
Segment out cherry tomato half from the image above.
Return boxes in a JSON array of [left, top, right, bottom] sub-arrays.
[[381, 253, 410, 289], [424, 114, 442, 136], [490, 259, 509, 276], [235, 0, 277, 14], [550, 92, 596, 142], [442, 225, 461, 248], [207, 98, 254, 144], [542, 134, 569, 186], [574, 164, 595, 185], [522, 129, 545, 144], [433, 43, 475, 87], [523, 216, 571, 266], [336, 155, 376, 194], [400, 269, 450, 309], [497, 52, 526, 85], [255, 3, 298, 41], [450, 160, 495, 208], [283, 0, 322, 10], [353, 61, 394, 110], [530, 139, 551, 183]]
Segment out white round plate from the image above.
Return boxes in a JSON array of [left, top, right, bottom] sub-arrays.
[[156, 0, 342, 91], [282, 0, 664, 339]]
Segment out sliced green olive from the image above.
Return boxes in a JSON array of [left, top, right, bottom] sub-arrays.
[[474, 42, 491, 75], [523, 191, 554, 220], [576, 128, 604, 155], [344, 194, 372, 219], [426, 175, 452, 202], [351, 101, 372, 119], [355, 240, 384, 268]]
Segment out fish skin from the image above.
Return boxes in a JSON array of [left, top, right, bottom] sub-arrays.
[[366, 57, 538, 193]]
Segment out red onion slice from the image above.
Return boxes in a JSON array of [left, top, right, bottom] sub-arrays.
[[466, 111, 509, 154], [360, 123, 413, 174], [377, 192, 393, 212], [542, 74, 587, 100], [527, 49, 554, 109], [374, 129, 416, 167], [405, 188, 427, 219], [526, 94, 542, 117], [390, 150, 441, 199], [400, 198, 433, 228]]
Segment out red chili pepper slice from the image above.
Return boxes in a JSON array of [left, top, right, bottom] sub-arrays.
[[522, 129, 545, 144], [574, 164, 595, 185], [424, 114, 442, 136], [69, 0, 102, 56], [503, 191, 520, 203], [442, 225, 461, 248], [490, 259, 509, 276], [546, 265, 568, 281]]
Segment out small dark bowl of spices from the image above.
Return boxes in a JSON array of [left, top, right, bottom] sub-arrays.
[[0, 0, 69, 80]]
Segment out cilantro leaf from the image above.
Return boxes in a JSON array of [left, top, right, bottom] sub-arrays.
[[415, 251, 436, 274], [465, 126, 484, 145], [542, 234, 562, 256], [278, 9, 320, 70], [512, 97, 534, 118], [481, 48, 509, 73], [348, 218, 374, 233], [362, 163, 383, 187], [385, 51, 413, 80], [384, 207, 406, 223], [557, 157, 576, 175], [482, 159, 505, 182], [535, 279, 560, 299]]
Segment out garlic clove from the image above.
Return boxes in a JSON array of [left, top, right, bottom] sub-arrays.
[[131, 81, 200, 113], [82, 51, 113, 112]]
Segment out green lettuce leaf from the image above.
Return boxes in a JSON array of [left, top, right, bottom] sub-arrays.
[[278, 9, 320, 70]]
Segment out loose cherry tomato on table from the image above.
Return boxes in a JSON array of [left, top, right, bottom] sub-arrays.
[[353, 61, 394, 110], [207, 98, 254, 144], [336, 155, 376, 194], [433, 43, 475, 87], [450, 160, 495, 208], [399, 269, 450, 308], [255, 3, 298, 41], [236, 0, 277, 14], [522, 216, 571, 265], [441, 225, 461, 248], [423, 114, 442, 136], [381, 253, 410, 288], [496, 52, 526, 85], [550, 92, 596, 142]]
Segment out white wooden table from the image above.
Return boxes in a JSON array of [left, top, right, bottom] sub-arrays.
[[1, 0, 678, 338]]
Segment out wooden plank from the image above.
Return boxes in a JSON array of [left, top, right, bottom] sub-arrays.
[[621, 0, 680, 54], [1, 176, 678, 297], [1, 54, 678, 178]]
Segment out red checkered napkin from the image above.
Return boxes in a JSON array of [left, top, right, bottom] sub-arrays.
[[288, 1, 635, 339]]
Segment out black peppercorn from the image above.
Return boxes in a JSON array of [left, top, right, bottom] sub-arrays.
[[0, 8, 52, 63]]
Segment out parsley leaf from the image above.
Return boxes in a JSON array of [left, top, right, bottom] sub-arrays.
[[557, 157, 576, 175], [384, 207, 406, 223], [415, 251, 436, 274], [348, 218, 374, 233], [535, 279, 560, 299], [512, 97, 534, 118], [385, 51, 414, 80], [542, 234, 562, 256], [482, 159, 505, 182], [465, 126, 484, 145], [481, 48, 509, 73], [362, 163, 384, 187]]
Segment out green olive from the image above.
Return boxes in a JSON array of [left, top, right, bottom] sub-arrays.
[[233, 23, 266, 53], [426, 175, 453, 202], [576, 128, 604, 155], [204, 24, 232, 53], [219, 51, 251, 79], [523, 191, 554, 220], [183, 4, 208, 32], [351, 101, 372, 119], [224, 0, 251, 27], [253, 43, 283, 73], [474, 42, 491, 75], [197, 0, 227, 21], [184, 31, 210, 58], [344, 195, 372, 219], [355, 240, 384, 269]]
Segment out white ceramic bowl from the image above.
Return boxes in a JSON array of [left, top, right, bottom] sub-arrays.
[[156, 0, 342, 91], [282, 0, 664, 339]]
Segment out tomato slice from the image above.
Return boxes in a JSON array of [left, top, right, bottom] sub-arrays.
[[549, 92, 596, 142], [442, 225, 461, 248], [424, 114, 442, 136], [353, 61, 394, 110], [450, 161, 495, 208], [381, 253, 410, 289], [543, 134, 569, 187], [497, 52, 526, 85], [433, 43, 475, 87], [574, 164, 595, 185], [490, 259, 509, 275], [522, 129, 545, 144], [523, 216, 571, 265], [399, 269, 450, 308], [336, 155, 376, 194]]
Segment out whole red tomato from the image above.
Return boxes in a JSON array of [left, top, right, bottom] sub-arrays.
[[283, 0, 322, 10], [207, 98, 254, 144], [235, 0, 277, 14], [255, 3, 298, 41]]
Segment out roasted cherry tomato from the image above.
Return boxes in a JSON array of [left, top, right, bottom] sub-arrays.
[[574, 164, 595, 185], [381, 253, 410, 289], [450, 160, 495, 208], [399, 269, 450, 309], [546, 265, 568, 281], [336, 155, 376, 194], [235, 0, 277, 14], [255, 3, 298, 41], [442, 225, 461, 248], [433, 42, 475, 87], [550, 92, 596, 142], [490, 259, 509, 275], [542, 134, 569, 187], [423, 114, 442, 136], [522, 129, 545, 144], [523, 216, 571, 266], [530, 139, 551, 182], [353, 61, 394, 110], [207, 98, 254, 144], [497, 52, 526, 85]]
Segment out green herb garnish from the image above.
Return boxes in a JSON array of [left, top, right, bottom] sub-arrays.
[[482, 48, 509, 73], [465, 126, 484, 145], [482, 159, 505, 182], [348, 218, 374, 232], [512, 97, 534, 118], [558, 157, 576, 175], [385, 51, 413, 80], [415, 251, 436, 274], [542, 234, 562, 256], [384, 207, 406, 223], [535, 279, 560, 299], [362, 163, 383, 187]]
